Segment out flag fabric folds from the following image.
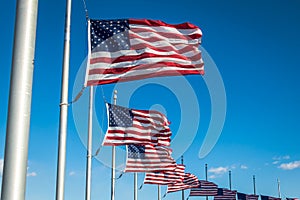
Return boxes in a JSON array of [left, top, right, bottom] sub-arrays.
[[144, 164, 185, 185], [102, 103, 171, 146], [189, 180, 218, 196], [261, 195, 281, 200], [124, 144, 176, 172], [85, 18, 204, 86], [166, 173, 199, 193], [286, 198, 299, 200], [214, 188, 237, 200], [237, 192, 259, 200]]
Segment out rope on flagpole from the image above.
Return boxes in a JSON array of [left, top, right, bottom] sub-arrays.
[[82, 0, 89, 20], [138, 183, 143, 190]]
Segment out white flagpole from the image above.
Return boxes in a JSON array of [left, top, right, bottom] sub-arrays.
[[158, 185, 161, 200], [277, 178, 281, 198], [253, 175, 256, 195], [134, 172, 138, 200], [111, 90, 117, 200], [181, 156, 184, 200], [1, 0, 38, 199], [85, 86, 93, 200], [55, 0, 72, 199]]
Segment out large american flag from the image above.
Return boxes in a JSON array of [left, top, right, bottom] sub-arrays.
[[167, 173, 199, 193], [124, 144, 176, 172], [102, 103, 171, 146], [214, 188, 237, 200], [85, 18, 204, 86], [261, 195, 282, 200], [189, 180, 218, 196], [144, 164, 185, 185], [237, 193, 259, 200]]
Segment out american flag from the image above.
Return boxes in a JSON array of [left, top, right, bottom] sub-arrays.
[[167, 173, 199, 193], [124, 144, 176, 172], [102, 103, 171, 146], [261, 195, 281, 200], [286, 198, 299, 200], [214, 188, 237, 200], [237, 192, 259, 200], [144, 164, 185, 185], [189, 180, 218, 196], [85, 18, 204, 86]]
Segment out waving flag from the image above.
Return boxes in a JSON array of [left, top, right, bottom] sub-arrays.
[[102, 103, 171, 146], [85, 18, 204, 86], [124, 144, 176, 172], [214, 188, 237, 200], [237, 192, 259, 200], [144, 164, 185, 185], [261, 195, 281, 200], [189, 180, 218, 196], [166, 173, 199, 193]]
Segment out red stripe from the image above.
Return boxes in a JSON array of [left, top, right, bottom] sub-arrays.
[[129, 19, 201, 30]]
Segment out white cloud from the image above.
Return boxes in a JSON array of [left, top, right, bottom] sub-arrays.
[[208, 175, 217, 179], [208, 166, 228, 175], [27, 172, 37, 177], [69, 171, 76, 176], [240, 165, 248, 169], [0, 159, 3, 176], [273, 155, 290, 161], [278, 161, 300, 170], [272, 161, 280, 165]]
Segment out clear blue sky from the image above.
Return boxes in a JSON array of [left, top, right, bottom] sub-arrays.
[[1, 0, 300, 200]]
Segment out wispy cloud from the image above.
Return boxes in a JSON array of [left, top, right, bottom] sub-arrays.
[[208, 166, 229, 178], [278, 161, 300, 170], [69, 171, 76, 176], [0, 158, 3, 176], [27, 172, 37, 177], [240, 165, 248, 170], [272, 155, 290, 163]]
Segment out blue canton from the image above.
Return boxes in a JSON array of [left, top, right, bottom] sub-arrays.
[[128, 145, 146, 159], [108, 103, 133, 127], [90, 19, 130, 52]]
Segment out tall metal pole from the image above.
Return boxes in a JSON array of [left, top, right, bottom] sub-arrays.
[[111, 90, 117, 200], [229, 171, 232, 190], [158, 185, 161, 200], [205, 164, 208, 200], [277, 178, 281, 198], [55, 0, 72, 199], [134, 173, 138, 200], [253, 175, 256, 195], [1, 0, 38, 199], [181, 156, 184, 200], [85, 86, 94, 200]]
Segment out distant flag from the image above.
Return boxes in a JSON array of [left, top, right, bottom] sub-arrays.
[[189, 180, 218, 196], [214, 188, 237, 200], [85, 18, 204, 86], [102, 103, 171, 146], [124, 144, 176, 172], [286, 198, 298, 200], [237, 192, 259, 200], [167, 173, 199, 193], [261, 195, 281, 200], [144, 164, 185, 185]]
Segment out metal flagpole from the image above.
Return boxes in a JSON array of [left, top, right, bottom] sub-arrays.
[[229, 171, 232, 190], [111, 90, 117, 200], [277, 178, 281, 198], [205, 164, 208, 200], [55, 0, 72, 199], [85, 86, 94, 200], [181, 156, 184, 200], [253, 175, 256, 195], [134, 172, 138, 200], [158, 185, 161, 200], [0, 0, 38, 199]]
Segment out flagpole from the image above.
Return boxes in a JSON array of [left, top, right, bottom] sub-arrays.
[[55, 0, 72, 199], [0, 0, 38, 199], [85, 86, 93, 200], [181, 156, 184, 200], [134, 172, 138, 200], [111, 90, 117, 200], [253, 175, 256, 195], [229, 171, 232, 190], [158, 185, 161, 200], [205, 163, 208, 200], [277, 178, 281, 198]]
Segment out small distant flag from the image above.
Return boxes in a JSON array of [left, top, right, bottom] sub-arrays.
[[124, 144, 176, 172], [167, 173, 199, 193], [286, 198, 298, 200], [237, 192, 259, 200], [85, 18, 204, 86], [261, 195, 281, 200], [102, 103, 171, 146], [189, 180, 218, 196], [214, 188, 237, 200], [144, 164, 185, 185]]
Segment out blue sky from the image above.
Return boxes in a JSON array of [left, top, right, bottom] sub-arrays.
[[1, 0, 300, 200]]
